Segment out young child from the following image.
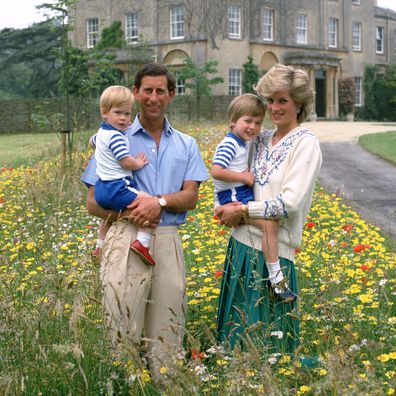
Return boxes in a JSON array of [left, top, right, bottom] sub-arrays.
[[90, 85, 155, 266], [211, 93, 296, 303]]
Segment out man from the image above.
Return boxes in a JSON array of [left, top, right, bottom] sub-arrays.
[[81, 63, 209, 379]]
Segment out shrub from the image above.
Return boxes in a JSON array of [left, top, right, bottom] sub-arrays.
[[338, 77, 355, 117]]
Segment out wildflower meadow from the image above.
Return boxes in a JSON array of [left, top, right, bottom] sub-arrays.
[[0, 124, 395, 395]]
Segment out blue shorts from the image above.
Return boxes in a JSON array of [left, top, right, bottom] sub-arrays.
[[216, 184, 254, 205], [95, 176, 140, 212]]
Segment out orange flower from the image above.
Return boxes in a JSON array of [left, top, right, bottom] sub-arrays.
[[191, 348, 206, 360], [353, 244, 371, 253], [343, 223, 354, 233]]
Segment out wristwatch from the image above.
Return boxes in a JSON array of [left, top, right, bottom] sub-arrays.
[[157, 195, 167, 208]]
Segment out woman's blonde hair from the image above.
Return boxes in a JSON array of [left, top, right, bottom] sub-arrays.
[[227, 93, 266, 125], [255, 64, 314, 123], [100, 85, 134, 113]]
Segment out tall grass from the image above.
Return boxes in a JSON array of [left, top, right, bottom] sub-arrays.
[[0, 123, 395, 394]]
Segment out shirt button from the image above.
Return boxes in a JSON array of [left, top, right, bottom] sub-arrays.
[[151, 148, 156, 153]]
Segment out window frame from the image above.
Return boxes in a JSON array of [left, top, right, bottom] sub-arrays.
[[175, 78, 185, 96], [86, 18, 99, 49], [170, 5, 184, 39], [376, 26, 384, 54], [125, 12, 138, 44], [355, 77, 363, 107], [352, 21, 362, 51], [328, 17, 338, 48], [228, 69, 242, 96], [228, 5, 241, 39], [296, 14, 308, 45], [263, 8, 274, 41]]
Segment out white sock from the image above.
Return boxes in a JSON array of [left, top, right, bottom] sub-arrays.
[[136, 231, 151, 248], [268, 260, 284, 285], [96, 239, 104, 248]]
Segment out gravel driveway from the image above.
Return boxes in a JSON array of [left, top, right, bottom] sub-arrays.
[[302, 121, 396, 240]]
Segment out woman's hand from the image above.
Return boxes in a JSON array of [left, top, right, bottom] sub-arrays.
[[215, 202, 243, 227]]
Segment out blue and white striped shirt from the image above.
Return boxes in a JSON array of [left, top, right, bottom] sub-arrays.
[[94, 122, 132, 181], [212, 132, 251, 192]]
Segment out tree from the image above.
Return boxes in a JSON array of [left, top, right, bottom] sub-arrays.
[[96, 21, 125, 50], [177, 57, 224, 120], [242, 56, 260, 94]]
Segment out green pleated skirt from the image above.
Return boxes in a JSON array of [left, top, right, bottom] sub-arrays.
[[217, 236, 300, 353]]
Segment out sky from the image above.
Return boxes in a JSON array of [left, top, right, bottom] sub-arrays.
[[0, 0, 396, 30]]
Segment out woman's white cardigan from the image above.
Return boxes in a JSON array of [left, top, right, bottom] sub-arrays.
[[232, 126, 323, 261]]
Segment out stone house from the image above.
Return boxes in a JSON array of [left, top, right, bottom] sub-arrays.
[[69, 0, 396, 119]]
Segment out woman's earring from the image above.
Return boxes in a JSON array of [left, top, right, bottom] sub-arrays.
[[296, 108, 301, 114]]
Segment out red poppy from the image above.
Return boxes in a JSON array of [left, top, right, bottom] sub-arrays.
[[360, 264, 370, 272], [219, 229, 226, 236], [215, 270, 223, 279], [85, 225, 94, 230], [212, 215, 219, 221], [187, 216, 195, 222], [306, 222, 316, 229], [294, 247, 301, 254], [353, 244, 371, 253]]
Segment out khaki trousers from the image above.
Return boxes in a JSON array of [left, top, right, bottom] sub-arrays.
[[100, 221, 186, 378]]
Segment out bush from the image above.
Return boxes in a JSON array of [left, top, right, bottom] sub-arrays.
[[338, 77, 355, 117]]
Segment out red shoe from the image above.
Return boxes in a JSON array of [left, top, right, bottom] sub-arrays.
[[92, 246, 102, 258], [130, 240, 156, 266]]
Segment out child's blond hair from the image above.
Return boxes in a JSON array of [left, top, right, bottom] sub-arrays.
[[227, 93, 266, 125], [100, 85, 134, 113]]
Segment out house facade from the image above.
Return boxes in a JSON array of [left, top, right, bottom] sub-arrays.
[[70, 0, 396, 119]]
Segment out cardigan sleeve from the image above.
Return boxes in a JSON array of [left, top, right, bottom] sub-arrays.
[[248, 135, 322, 219]]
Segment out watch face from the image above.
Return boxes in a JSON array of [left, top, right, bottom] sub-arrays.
[[159, 197, 167, 207]]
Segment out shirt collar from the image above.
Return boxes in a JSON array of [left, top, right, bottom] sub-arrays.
[[101, 121, 126, 134], [227, 132, 246, 147], [129, 114, 174, 136]]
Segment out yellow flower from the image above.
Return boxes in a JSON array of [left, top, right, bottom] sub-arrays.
[[297, 385, 312, 395]]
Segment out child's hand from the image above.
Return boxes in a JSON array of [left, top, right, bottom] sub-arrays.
[[241, 170, 255, 186], [134, 152, 149, 169]]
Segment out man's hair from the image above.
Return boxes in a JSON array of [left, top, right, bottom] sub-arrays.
[[100, 85, 134, 113], [133, 63, 176, 92], [227, 93, 266, 124]]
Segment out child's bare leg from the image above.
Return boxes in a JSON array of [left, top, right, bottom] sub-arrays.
[[93, 220, 111, 257]]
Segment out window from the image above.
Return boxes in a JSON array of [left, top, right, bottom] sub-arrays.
[[125, 13, 138, 44], [170, 6, 184, 39], [376, 26, 384, 53], [228, 6, 241, 38], [394, 29, 396, 53], [228, 69, 242, 96], [352, 22, 362, 51], [352, 0, 361, 4], [86, 18, 99, 48], [329, 18, 338, 48], [176, 78, 185, 95], [296, 14, 307, 44], [355, 77, 362, 107], [263, 9, 274, 41]]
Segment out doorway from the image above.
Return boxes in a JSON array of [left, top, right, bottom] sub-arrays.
[[315, 70, 326, 118]]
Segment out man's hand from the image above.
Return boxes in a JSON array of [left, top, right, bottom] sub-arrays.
[[215, 202, 243, 227], [127, 195, 161, 227]]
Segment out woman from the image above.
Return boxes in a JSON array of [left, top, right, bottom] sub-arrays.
[[215, 64, 322, 354]]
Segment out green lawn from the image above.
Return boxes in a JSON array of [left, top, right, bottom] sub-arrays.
[[359, 131, 396, 165], [0, 131, 93, 168], [0, 133, 61, 168]]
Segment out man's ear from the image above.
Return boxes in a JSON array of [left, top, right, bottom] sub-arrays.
[[169, 88, 176, 99]]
